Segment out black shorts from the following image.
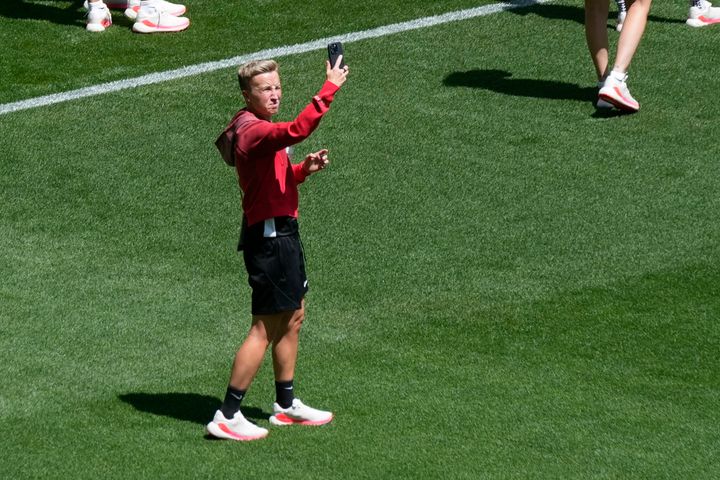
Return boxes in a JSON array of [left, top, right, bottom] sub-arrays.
[[241, 217, 308, 315]]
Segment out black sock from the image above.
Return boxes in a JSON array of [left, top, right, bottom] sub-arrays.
[[220, 386, 246, 419], [275, 380, 294, 409]]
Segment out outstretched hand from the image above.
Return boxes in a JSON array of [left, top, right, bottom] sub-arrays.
[[302, 149, 330, 175], [326, 56, 349, 87]]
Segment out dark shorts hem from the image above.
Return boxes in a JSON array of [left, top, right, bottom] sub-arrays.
[[242, 221, 308, 315]]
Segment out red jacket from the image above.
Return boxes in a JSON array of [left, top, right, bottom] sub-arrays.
[[229, 80, 340, 226]]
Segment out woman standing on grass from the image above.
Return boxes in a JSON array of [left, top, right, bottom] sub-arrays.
[[206, 56, 349, 441]]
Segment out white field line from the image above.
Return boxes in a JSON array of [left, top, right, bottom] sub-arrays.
[[0, 0, 549, 116]]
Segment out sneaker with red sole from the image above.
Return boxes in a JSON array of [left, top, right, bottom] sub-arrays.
[[125, 0, 186, 21], [687, 0, 720, 27], [206, 410, 269, 441], [598, 72, 639, 112], [86, 2, 112, 32], [132, 3, 189, 33], [269, 399, 333, 426]]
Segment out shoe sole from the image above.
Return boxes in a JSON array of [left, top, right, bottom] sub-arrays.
[[132, 18, 190, 33], [598, 89, 639, 112], [86, 20, 111, 32], [687, 16, 720, 27], [269, 413, 334, 426], [206, 422, 268, 441]]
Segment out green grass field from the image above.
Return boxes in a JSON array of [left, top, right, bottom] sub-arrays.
[[1, 0, 719, 478]]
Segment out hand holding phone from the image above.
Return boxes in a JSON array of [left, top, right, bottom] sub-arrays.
[[326, 42, 349, 87], [327, 42, 346, 69]]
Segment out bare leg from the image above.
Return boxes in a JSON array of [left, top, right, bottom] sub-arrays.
[[272, 301, 305, 382], [614, 0, 652, 73], [228, 311, 292, 390], [585, 0, 611, 81]]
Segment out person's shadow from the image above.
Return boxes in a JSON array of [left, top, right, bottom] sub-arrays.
[[444, 69, 594, 101], [0, 0, 127, 28], [443, 69, 630, 116], [0, 0, 83, 27], [504, 1, 684, 26], [118, 392, 271, 434]]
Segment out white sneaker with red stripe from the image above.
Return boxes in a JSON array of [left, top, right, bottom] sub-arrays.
[[269, 399, 333, 426], [206, 410, 269, 441], [124, 0, 186, 20], [86, 1, 112, 32], [687, 0, 720, 27], [132, 1, 190, 33], [598, 72, 639, 112]]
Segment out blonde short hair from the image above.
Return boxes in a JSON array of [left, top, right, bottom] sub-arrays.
[[237, 59, 279, 91]]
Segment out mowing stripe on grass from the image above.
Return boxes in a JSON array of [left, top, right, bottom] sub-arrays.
[[0, 0, 550, 116]]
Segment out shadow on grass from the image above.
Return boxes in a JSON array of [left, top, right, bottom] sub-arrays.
[[118, 392, 271, 425], [504, 1, 683, 26], [443, 69, 639, 116], [590, 107, 633, 118], [443, 69, 597, 103], [0, 0, 85, 27]]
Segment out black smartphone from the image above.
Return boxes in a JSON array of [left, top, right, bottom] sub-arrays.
[[327, 42, 345, 69]]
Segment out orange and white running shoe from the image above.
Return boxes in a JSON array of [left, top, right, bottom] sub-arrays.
[[687, 0, 720, 27], [206, 410, 269, 441], [125, 0, 186, 21], [132, 2, 189, 33], [86, 1, 112, 32], [269, 399, 333, 426], [598, 72, 639, 113]]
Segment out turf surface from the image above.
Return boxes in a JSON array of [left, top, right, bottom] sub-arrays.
[[1, 1, 719, 478]]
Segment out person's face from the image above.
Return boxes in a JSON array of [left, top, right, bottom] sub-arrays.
[[243, 71, 282, 120]]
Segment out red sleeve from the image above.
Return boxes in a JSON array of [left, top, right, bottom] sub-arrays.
[[241, 81, 340, 154], [292, 163, 309, 184]]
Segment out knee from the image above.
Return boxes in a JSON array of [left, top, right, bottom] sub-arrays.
[[248, 320, 272, 345], [289, 308, 305, 333]]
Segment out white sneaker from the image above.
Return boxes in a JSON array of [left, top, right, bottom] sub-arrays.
[[687, 0, 720, 27], [86, 2, 112, 32], [616, 10, 626, 32], [598, 72, 639, 112], [206, 409, 269, 441], [132, 2, 190, 33], [125, 0, 186, 21], [269, 399, 333, 426]]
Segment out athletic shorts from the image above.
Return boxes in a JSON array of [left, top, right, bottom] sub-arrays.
[[241, 216, 308, 315]]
